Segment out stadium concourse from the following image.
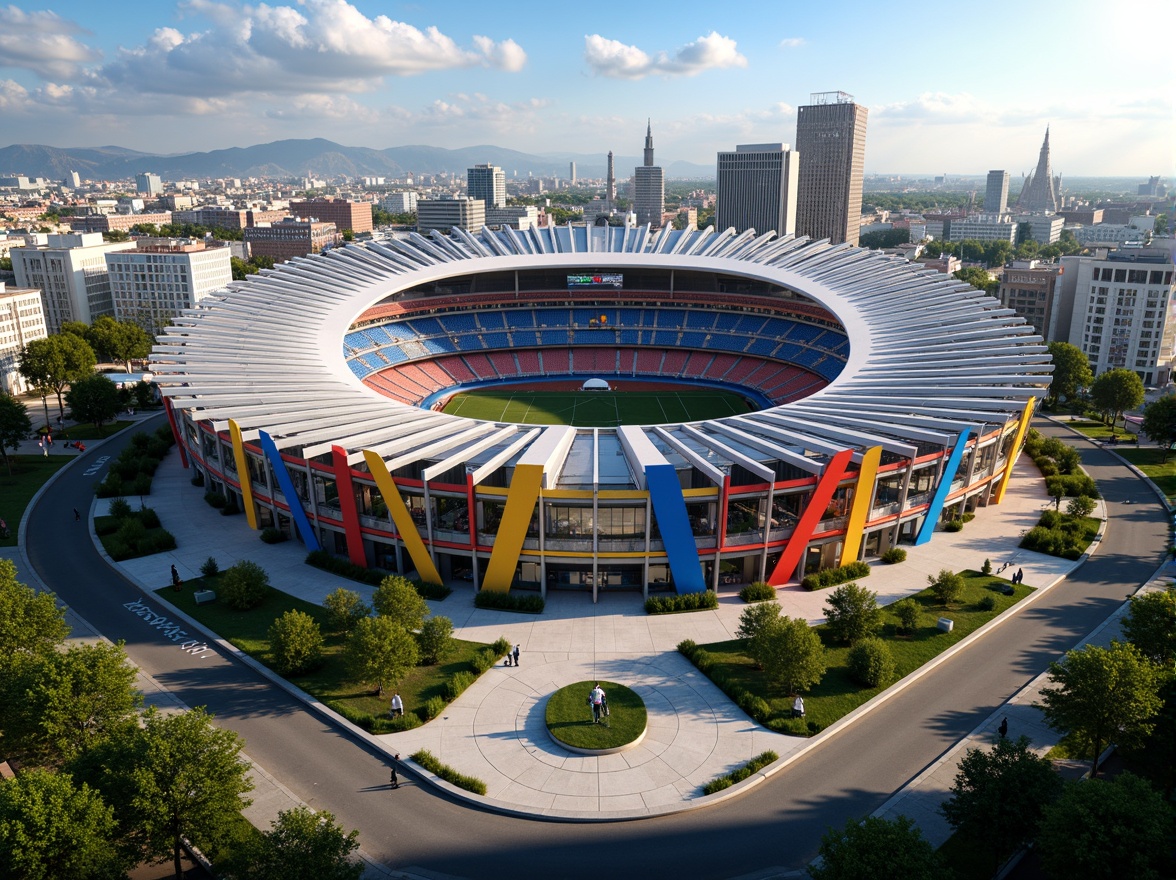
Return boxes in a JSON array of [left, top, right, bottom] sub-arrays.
[[150, 223, 1051, 600]]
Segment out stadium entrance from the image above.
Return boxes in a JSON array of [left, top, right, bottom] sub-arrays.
[[545, 563, 645, 592]]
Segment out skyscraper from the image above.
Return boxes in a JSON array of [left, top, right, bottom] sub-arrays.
[[607, 151, 616, 204], [135, 172, 163, 197], [467, 164, 506, 209], [1014, 128, 1059, 214], [569, 162, 576, 184], [795, 91, 868, 246], [716, 143, 799, 236], [984, 170, 1010, 214], [633, 121, 665, 229]]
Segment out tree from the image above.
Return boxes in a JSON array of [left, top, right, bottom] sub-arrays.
[[952, 266, 998, 295], [1036, 772, 1173, 880], [927, 569, 964, 606], [1045, 342, 1093, 407], [1065, 495, 1096, 518], [323, 587, 369, 634], [344, 616, 418, 696], [823, 583, 883, 645], [1121, 584, 1176, 668], [1037, 640, 1164, 775], [0, 392, 32, 476], [807, 814, 942, 880], [749, 616, 826, 695], [220, 560, 270, 610], [85, 316, 152, 372], [19, 334, 97, 421], [940, 735, 1062, 873], [736, 600, 782, 642], [4, 641, 141, 766], [418, 615, 454, 665], [0, 559, 69, 670], [892, 597, 922, 634], [242, 805, 363, 880], [1089, 368, 1145, 436], [66, 374, 120, 435], [1141, 394, 1176, 460], [268, 610, 324, 675], [0, 769, 127, 880], [846, 638, 895, 688], [372, 574, 428, 632]]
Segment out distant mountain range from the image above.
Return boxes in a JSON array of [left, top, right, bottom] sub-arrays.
[[0, 139, 716, 183]]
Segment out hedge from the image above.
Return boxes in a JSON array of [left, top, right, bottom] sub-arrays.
[[880, 547, 907, 564], [739, 581, 776, 603], [645, 590, 719, 614], [411, 749, 487, 796], [473, 590, 545, 613], [702, 751, 779, 795], [801, 560, 871, 591], [305, 549, 449, 600]]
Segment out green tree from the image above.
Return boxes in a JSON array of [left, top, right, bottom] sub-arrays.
[[1141, 394, 1176, 460], [230, 256, 258, 281], [736, 600, 782, 642], [1045, 342, 1093, 407], [19, 334, 97, 421], [4, 641, 141, 766], [940, 735, 1062, 873], [823, 583, 883, 645], [418, 615, 454, 665], [927, 569, 964, 606], [952, 266, 998, 295], [85, 316, 152, 372], [1037, 640, 1164, 775], [1065, 495, 1096, 518], [846, 637, 895, 688], [66, 374, 121, 435], [0, 392, 32, 476], [372, 574, 428, 632], [267, 610, 324, 675], [891, 597, 922, 634], [1122, 584, 1176, 668], [808, 814, 942, 880], [1089, 368, 1145, 436], [1036, 772, 1173, 880], [220, 560, 269, 610], [0, 559, 69, 670], [101, 230, 129, 242], [750, 616, 826, 695], [0, 769, 126, 880], [59, 320, 90, 340], [344, 616, 418, 696], [323, 587, 369, 634], [243, 805, 363, 880]]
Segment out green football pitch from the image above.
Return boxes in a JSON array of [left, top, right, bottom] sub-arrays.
[[441, 389, 754, 427]]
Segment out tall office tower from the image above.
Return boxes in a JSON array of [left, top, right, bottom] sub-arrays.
[[10, 232, 131, 333], [64, 170, 81, 189], [467, 164, 506, 209], [135, 172, 163, 197], [716, 143, 799, 236], [1014, 128, 1059, 213], [984, 170, 1010, 214], [795, 91, 868, 245], [106, 238, 232, 334], [633, 121, 665, 229], [569, 162, 577, 184], [607, 151, 616, 203]]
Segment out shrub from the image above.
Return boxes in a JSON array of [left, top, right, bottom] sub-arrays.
[[738, 693, 772, 723], [470, 648, 496, 674], [106, 540, 131, 561], [305, 549, 385, 586], [676, 639, 698, 659], [220, 560, 270, 610], [1045, 474, 1099, 499], [410, 749, 487, 796], [977, 595, 997, 611], [473, 591, 545, 613], [736, 601, 781, 641], [259, 527, 286, 544], [847, 637, 896, 688], [880, 547, 907, 564], [220, 497, 239, 516], [943, 519, 964, 532], [491, 636, 512, 657], [823, 582, 883, 645], [961, 512, 976, 523], [644, 590, 719, 614], [445, 670, 475, 701], [928, 569, 965, 606], [981, 558, 992, 575], [137, 507, 161, 529], [267, 610, 324, 675], [95, 473, 124, 497], [147, 531, 177, 553], [323, 587, 369, 634], [415, 581, 452, 601], [114, 517, 147, 547], [419, 615, 455, 665], [107, 497, 133, 519], [204, 491, 227, 509], [199, 556, 219, 578], [801, 561, 872, 591], [421, 696, 446, 721], [131, 474, 153, 496], [739, 581, 776, 603], [702, 751, 779, 795], [892, 598, 922, 634], [1066, 495, 1097, 518], [190, 472, 205, 487]]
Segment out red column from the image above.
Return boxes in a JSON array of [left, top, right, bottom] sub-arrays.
[[331, 445, 367, 567]]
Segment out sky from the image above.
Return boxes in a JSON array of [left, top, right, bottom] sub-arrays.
[[1, 0, 1173, 176]]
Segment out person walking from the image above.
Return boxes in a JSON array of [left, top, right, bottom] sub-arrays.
[[390, 754, 400, 789], [170, 564, 182, 591], [998, 716, 1008, 738], [792, 695, 805, 718], [512, 644, 520, 667], [390, 692, 404, 717], [39, 438, 47, 456], [590, 683, 605, 723]]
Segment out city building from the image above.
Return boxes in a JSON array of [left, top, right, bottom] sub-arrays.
[[1058, 207, 1103, 226], [172, 207, 250, 230], [467, 165, 506, 210], [607, 151, 616, 204], [417, 198, 486, 234], [105, 238, 232, 334], [633, 121, 665, 229], [948, 215, 1017, 243], [0, 281, 48, 395], [716, 143, 799, 237], [136, 173, 163, 197], [1013, 129, 1060, 214], [68, 211, 173, 234], [380, 192, 418, 214], [1015, 214, 1064, 245], [923, 212, 967, 241], [997, 261, 1064, 339], [569, 162, 577, 184], [289, 198, 373, 235], [795, 91, 869, 245], [64, 171, 81, 189], [1071, 224, 1148, 247], [243, 219, 339, 262], [485, 206, 539, 231], [10, 232, 132, 333], [984, 171, 1009, 214], [1059, 246, 1176, 385]]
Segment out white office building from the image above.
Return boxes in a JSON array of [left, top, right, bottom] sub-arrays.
[[1014, 214, 1065, 245], [136, 172, 163, 197], [467, 165, 506, 210], [485, 205, 539, 230], [10, 232, 132, 333], [950, 215, 1017, 243], [105, 239, 233, 335], [716, 143, 799, 237], [0, 282, 48, 395], [417, 198, 486, 234], [380, 192, 419, 214]]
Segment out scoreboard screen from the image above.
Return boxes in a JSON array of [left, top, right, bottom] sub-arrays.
[[567, 273, 623, 289]]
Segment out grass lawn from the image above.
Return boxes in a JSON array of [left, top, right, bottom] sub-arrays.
[[1115, 446, 1176, 502], [546, 681, 647, 750], [443, 389, 752, 427], [696, 571, 1034, 734], [0, 454, 72, 547], [159, 581, 500, 731], [54, 419, 135, 441], [95, 513, 176, 561], [1062, 418, 1135, 442]]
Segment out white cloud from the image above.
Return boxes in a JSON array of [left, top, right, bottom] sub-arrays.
[[0, 77, 29, 111], [779, 37, 805, 48], [0, 5, 101, 79], [584, 31, 746, 79]]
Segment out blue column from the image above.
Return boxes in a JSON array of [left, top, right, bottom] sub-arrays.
[[915, 429, 972, 546], [646, 463, 707, 594], [259, 430, 321, 552]]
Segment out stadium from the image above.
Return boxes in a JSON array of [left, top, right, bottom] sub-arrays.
[[152, 225, 1050, 599]]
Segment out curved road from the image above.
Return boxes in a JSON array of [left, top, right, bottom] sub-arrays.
[[27, 417, 1167, 878]]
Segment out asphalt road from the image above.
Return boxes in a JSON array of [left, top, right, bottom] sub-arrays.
[[27, 417, 1168, 879]]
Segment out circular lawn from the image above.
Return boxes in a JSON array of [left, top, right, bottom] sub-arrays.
[[545, 681, 647, 753]]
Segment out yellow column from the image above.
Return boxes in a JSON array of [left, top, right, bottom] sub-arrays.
[[228, 419, 259, 530], [362, 450, 442, 585], [992, 398, 1036, 504], [480, 463, 544, 593], [839, 445, 882, 567]]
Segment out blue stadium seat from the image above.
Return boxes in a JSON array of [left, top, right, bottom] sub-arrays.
[[505, 310, 536, 329], [679, 331, 707, 347], [747, 338, 778, 356], [482, 332, 509, 348], [348, 359, 370, 378], [534, 308, 568, 326], [541, 330, 566, 346], [455, 335, 484, 351], [685, 311, 717, 330], [378, 346, 409, 365]]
